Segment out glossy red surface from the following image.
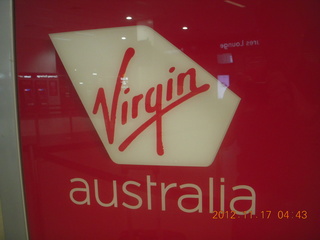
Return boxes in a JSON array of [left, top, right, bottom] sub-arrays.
[[15, 0, 320, 239]]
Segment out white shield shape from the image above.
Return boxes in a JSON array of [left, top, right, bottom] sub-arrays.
[[50, 26, 240, 166]]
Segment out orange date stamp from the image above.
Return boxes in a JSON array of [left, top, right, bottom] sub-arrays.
[[212, 210, 308, 220]]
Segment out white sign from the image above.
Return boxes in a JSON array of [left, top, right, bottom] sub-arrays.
[[50, 26, 240, 166]]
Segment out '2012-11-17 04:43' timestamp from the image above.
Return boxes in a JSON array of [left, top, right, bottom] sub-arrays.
[[212, 210, 308, 220]]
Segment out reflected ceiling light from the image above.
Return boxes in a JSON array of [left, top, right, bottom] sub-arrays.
[[182, 26, 188, 30], [121, 37, 126, 40], [92, 73, 98, 76], [126, 16, 133, 20], [224, 0, 245, 8]]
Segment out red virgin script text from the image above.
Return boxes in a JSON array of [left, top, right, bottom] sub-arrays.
[[93, 47, 210, 156]]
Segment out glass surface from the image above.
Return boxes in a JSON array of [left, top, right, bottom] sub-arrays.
[[15, 0, 320, 239]]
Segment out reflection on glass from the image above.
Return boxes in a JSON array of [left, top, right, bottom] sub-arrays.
[[217, 75, 230, 99], [224, 0, 245, 8], [217, 53, 233, 64]]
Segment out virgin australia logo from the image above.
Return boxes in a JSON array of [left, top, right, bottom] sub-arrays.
[[50, 26, 240, 167]]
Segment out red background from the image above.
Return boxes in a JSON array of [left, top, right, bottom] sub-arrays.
[[15, 0, 320, 239]]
